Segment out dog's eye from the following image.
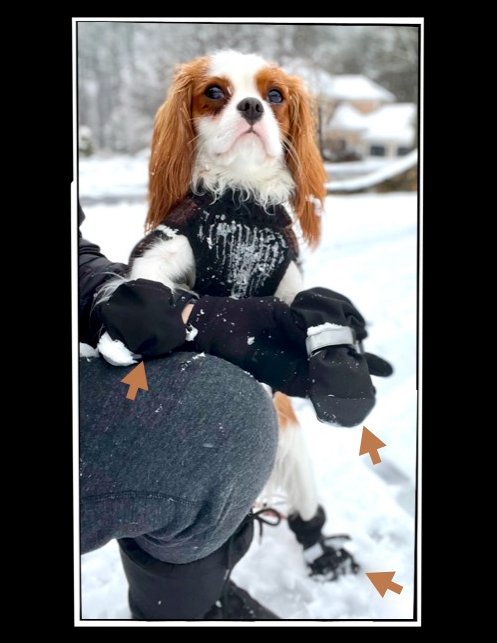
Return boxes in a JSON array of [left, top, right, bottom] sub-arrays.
[[267, 89, 283, 104], [205, 85, 225, 100]]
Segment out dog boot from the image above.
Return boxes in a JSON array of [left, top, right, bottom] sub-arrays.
[[288, 505, 360, 581], [289, 287, 393, 427]]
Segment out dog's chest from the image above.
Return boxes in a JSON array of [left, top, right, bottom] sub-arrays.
[[191, 210, 290, 297], [169, 195, 298, 298]]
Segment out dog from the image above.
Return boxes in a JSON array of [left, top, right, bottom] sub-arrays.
[[98, 50, 329, 530]]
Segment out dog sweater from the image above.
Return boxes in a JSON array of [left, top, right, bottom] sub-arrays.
[[131, 191, 299, 298]]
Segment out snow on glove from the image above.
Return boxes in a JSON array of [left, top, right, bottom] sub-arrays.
[[96, 279, 194, 364], [186, 295, 310, 397], [290, 288, 392, 427]]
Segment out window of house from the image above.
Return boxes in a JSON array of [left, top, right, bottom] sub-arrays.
[[370, 145, 385, 157], [397, 146, 411, 156]]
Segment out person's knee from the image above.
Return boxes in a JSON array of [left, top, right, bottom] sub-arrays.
[[178, 352, 279, 481], [135, 354, 279, 563], [79, 353, 279, 562]]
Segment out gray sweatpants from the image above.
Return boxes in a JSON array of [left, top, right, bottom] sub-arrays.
[[80, 352, 278, 564]]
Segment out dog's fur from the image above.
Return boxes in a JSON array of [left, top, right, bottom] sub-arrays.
[[98, 50, 327, 521]]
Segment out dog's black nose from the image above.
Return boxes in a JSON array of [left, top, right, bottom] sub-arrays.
[[237, 97, 264, 125]]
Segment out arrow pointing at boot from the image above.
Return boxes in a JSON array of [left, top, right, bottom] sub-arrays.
[[366, 571, 403, 597], [121, 361, 148, 400], [359, 426, 386, 465]]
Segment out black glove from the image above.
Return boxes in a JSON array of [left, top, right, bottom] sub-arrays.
[[96, 279, 194, 357], [290, 288, 393, 427], [186, 295, 310, 397]]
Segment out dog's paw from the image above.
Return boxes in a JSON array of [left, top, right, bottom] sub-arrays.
[[304, 536, 360, 582], [97, 332, 139, 366]]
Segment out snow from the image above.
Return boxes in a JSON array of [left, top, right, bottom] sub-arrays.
[[97, 332, 138, 366], [326, 103, 416, 153], [282, 60, 336, 95], [363, 103, 416, 146], [327, 150, 418, 192], [326, 75, 395, 102], [307, 322, 347, 337], [327, 103, 368, 131], [79, 158, 417, 622], [184, 325, 198, 341], [79, 152, 149, 203], [79, 343, 99, 358], [282, 61, 395, 103]]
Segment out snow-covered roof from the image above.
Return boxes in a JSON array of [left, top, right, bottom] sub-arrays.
[[283, 60, 394, 102], [327, 103, 367, 131], [362, 103, 416, 145], [325, 75, 395, 102], [282, 59, 334, 93]]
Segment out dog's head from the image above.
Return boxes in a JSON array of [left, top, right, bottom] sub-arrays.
[[147, 50, 326, 246]]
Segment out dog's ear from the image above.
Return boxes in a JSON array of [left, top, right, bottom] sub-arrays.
[[286, 77, 327, 248], [146, 57, 207, 231]]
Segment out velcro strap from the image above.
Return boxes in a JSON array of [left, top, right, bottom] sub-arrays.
[[305, 326, 354, 356]]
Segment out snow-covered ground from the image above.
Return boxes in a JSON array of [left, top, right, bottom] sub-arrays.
[[79, 157, 418, 622]]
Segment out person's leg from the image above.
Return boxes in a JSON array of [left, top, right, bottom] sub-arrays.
[[80, 352, 279, 618]]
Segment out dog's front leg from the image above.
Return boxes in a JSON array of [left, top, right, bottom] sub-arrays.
[[274, 261, 302, 305], [97, 231, 196, 366]]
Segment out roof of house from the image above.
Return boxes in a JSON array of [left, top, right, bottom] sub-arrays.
[[283, 60, 395, 102], [327, 103, 367, 131], [325, 102, 416, 146], [362, 103, 416, 145], [325, 75, 395, 102]]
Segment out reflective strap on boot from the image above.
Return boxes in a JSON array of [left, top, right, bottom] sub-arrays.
[[305, 325, 355, 356]]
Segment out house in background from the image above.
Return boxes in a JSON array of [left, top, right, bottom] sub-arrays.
[[361, 103, 416, 159], [320, 74, 395, 116], [325, 102, 416, 161], [323, 103, 368, 161], [283, 59, 416, 162]]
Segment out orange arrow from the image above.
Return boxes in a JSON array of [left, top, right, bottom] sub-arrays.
[[366, 571, 403, 597], [359, 426, 386, 465], [121, 361, 148, 400]]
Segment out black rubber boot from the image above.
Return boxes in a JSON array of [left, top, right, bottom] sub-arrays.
[[118, 514, 279, 620], [288, 505, 360, 581], [203, 581, 279, 620]]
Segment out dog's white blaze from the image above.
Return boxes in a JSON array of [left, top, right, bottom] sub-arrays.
[[193, 50, 294, 206], [209, 50, 267, 97]]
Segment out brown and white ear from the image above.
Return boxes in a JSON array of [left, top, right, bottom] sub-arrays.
[[286, 77, 327, 248], [146, 57, 208, 231]]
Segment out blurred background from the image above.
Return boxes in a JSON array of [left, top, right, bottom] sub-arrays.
[[78, 22, 418, 199], [78, 21, 419, 622]]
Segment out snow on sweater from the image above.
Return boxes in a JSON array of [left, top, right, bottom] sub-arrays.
[[130, 191, 299, 298]]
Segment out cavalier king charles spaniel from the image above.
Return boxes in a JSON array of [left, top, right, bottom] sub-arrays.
[[99, 50, 336, 546]]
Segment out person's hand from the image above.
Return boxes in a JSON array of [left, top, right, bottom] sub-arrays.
[[96, 279, 194, 359], [96, 280, 311, 395], [289, 287, 393, 427], [185, 296, 310, 397]]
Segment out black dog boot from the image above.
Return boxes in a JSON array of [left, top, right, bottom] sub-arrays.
[[288, 505, 360, 581], [118, 515, 279, 620], [289, 288, 393, 427]]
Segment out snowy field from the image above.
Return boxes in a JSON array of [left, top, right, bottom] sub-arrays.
[[79, 156, 418, 622]]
